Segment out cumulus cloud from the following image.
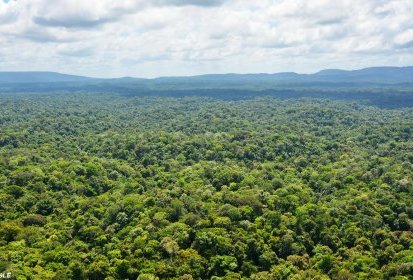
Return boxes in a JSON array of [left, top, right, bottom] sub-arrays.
[[155, 0, 228, 7], [33, 15, 115, 29], [394, 29, 413, 48], [32, 0, 144, 29], [58, 47, 95, 57], [31, 0, 229, 29], [0, 0, 412, 77]]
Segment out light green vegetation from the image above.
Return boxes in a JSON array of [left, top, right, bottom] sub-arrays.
[[0, 93, 412, 279]]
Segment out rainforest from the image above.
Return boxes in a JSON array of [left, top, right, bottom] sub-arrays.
[[0, 91, 412, 280]]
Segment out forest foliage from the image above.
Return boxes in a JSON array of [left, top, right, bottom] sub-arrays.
[[0, 92, 412, 279]]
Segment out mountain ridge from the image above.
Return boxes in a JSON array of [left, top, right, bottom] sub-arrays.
[[0, 71, 96, 84], [0, 66, 412, 88]]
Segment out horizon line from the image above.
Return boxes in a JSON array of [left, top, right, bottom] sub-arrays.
[[0, 65, 412, 80]]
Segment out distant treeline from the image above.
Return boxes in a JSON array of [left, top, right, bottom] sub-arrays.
[[122, 89, 413, 109], [2, 82, 413, 108]]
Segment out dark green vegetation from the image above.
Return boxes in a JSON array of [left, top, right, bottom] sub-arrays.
[[2, 67, 413, 109], [0, 92, 412, 279]]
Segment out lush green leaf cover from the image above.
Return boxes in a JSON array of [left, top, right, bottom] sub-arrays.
[[0, 93, 412, 279]]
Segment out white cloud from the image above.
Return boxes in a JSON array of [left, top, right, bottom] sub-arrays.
[[0, 0, 412, 77], [394, 29, 413, 48]]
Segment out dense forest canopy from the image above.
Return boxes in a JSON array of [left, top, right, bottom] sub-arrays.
[[1, 68, 413, 109], [0, 92, 412, 279]]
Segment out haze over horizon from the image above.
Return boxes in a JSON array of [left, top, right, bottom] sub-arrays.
[[2, 65, 413, 81], [1, 0, 413, 78]]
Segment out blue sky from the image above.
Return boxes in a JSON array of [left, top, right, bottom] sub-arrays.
[[0, 0, 413, 78]]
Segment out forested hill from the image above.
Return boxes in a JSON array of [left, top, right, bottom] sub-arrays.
[[151, 66, 413, 86], [1, 67, 413, 108], [0, 72, 96, 84], [1, 66, 412, 88]]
